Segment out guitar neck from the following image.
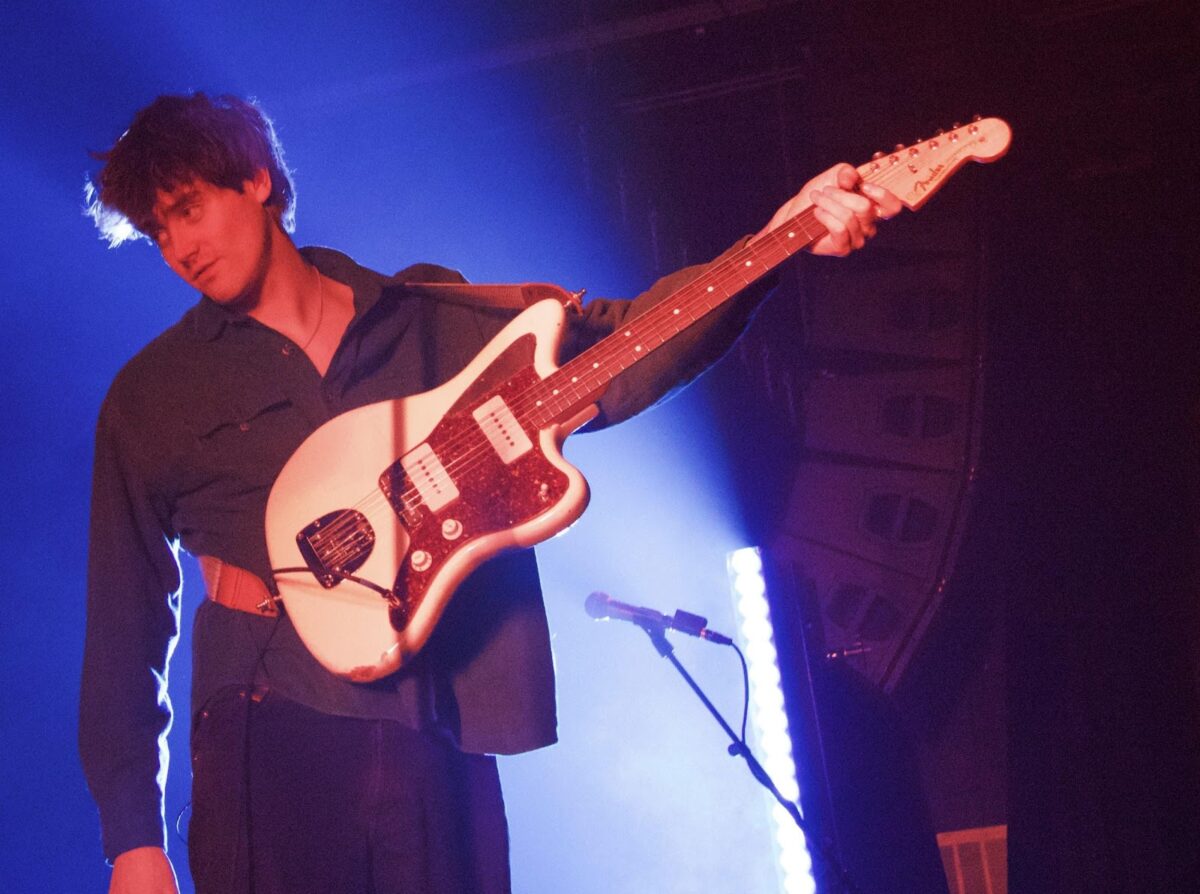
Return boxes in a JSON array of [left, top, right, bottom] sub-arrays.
[[524, 116, 1012, 428], [527, 208, 823, 427]]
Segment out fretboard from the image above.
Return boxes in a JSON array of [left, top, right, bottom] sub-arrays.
[[525, 205, 827, 427], [511, 115, 1016, 428]]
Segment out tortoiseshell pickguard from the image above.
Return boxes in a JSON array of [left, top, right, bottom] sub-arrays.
[[380, 334, 570, 630]]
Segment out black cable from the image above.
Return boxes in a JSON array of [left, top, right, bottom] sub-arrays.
[[726, 640, 750, 745]]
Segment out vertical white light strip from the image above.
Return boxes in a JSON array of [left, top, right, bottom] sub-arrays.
[[727, 547, 816, 894]]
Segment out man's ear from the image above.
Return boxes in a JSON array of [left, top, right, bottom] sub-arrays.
[[247, 168, 272, 204]]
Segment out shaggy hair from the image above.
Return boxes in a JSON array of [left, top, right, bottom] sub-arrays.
[[86, 93, 295, 246]]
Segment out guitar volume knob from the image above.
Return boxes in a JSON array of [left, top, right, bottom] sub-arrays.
[[411, 550, 432, 572], [441, 519, 463, 540]]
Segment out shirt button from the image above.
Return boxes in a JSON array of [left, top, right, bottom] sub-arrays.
[[239, 422, 250, 432], [281, 344, 292, 356]]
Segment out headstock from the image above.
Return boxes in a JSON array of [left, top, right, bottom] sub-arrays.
[[860, 117, 1012, 211]]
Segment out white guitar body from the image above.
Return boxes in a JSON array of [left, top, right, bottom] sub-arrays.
[[264, 117, 1012, 682], [265, 298, 597, 681]]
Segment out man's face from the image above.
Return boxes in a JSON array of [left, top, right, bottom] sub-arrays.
[[151, 171, 273, 307]]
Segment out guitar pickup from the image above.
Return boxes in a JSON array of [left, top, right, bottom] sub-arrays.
[[473, 395, 533, 465], [379, 442, 459, 524], [378, 464, 423, 527]]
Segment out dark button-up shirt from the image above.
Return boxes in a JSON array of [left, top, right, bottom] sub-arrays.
[[80, 241, 772, 862]]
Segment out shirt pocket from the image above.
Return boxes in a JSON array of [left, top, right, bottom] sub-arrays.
[[189, 387, 303, 494]]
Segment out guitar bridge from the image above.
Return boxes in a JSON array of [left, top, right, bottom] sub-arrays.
[[296, 509, 375, 588]]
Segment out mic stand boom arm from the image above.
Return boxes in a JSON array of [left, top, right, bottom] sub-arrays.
[[635, 621, 863, 894]]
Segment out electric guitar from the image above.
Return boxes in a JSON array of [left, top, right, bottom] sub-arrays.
[[264, 117, 1012, 681]]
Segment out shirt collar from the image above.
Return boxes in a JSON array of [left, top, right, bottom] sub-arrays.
[[190, 246, 388, 342]]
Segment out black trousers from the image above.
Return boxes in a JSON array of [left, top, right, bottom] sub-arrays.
[[188, 686, 511, 894]]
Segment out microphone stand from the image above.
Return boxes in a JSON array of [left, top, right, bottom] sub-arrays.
[[635, 620, 863, 894]]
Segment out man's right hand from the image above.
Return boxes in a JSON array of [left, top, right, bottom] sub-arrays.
[[109, 846, 179, 894]]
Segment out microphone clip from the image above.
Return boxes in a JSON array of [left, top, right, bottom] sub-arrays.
[[585, 592, 733, 646]]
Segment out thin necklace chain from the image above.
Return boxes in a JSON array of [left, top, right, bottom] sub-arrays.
[[298, 265, 325, 352]]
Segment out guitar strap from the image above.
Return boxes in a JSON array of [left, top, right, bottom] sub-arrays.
[[399, 281, 584, 314], [198, 555, 279, 616]]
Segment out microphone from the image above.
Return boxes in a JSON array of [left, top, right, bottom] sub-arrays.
[[585, 591, 733, 645]]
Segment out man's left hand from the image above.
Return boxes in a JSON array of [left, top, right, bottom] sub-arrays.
[[756, 163, 902, 256]]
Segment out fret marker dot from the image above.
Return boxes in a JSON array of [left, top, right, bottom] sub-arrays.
[[707, 286, 714, 292], [592, 362, 599, 368], [635, 345, 642, 352], [552, 389, 559, 395], [536, 400, 543, 407], [745, 260, 752, 267], [673, 308, 680, 315], [787, 231, 795, 238], [624, 330, 631, 337], [571, 376, 578, 383]]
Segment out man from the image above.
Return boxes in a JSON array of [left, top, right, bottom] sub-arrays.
[[81, 93, 897, 893]]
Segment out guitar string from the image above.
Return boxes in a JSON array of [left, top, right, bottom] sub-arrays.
[[308, 213, 830, 566], [305, 156, 924, 564], [304, 213, 819, 561], [303, 155, 945, 563], [305, 154, 932, 565], [306, 215, 812, 537], [305, 237, 804, 567]]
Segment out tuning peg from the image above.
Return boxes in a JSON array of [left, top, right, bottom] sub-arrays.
[[935, 128, 945, 136], [952, 121, 962, 129], [894, 143, 905, 151], [872, 150, 884, 160], [972, 113, 982, 122]]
